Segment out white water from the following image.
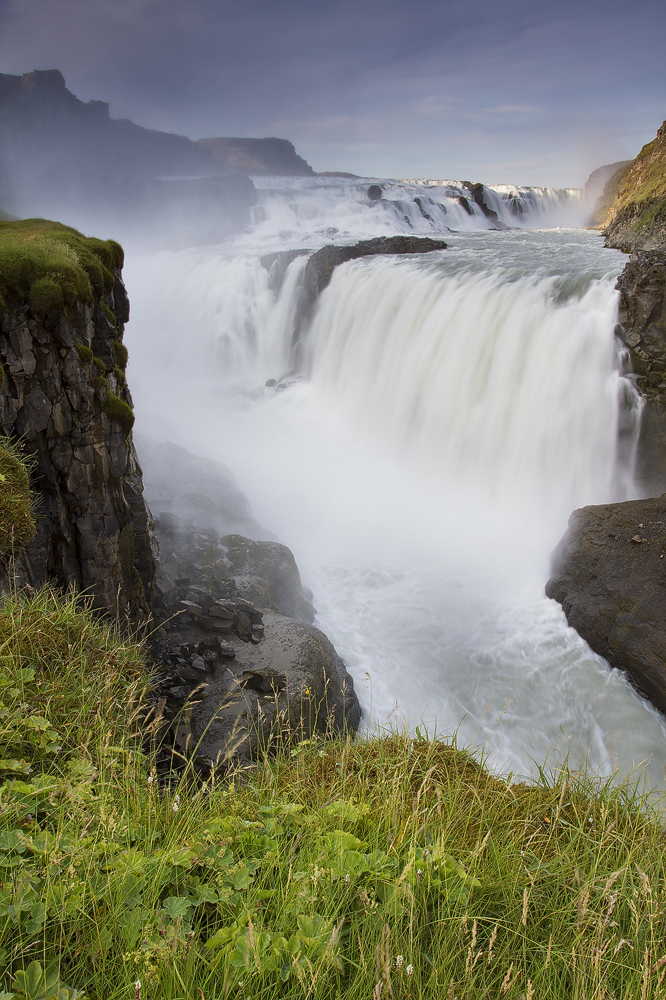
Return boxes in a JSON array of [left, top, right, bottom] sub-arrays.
[[125, 177, 666, 789]]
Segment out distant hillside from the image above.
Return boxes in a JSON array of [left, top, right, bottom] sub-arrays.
[[198, 136, 314, 176], [0, 70, 314, 243], [585, 160, 632, 226], [598, 120, 666, 252]]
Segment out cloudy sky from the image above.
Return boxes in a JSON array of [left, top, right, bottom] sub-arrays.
[[0, 0, 664, 186]]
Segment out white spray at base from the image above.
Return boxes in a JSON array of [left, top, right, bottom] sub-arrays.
[[125, 223, 666, 790]]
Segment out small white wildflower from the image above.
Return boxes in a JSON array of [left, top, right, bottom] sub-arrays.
[[147, 774, 154, 785], [134, 980, 141, 1000], [172, 794, 181, 813], [396, 955, 404, 969], [344, 872, 350, 885], [406, 964, 414, 977]]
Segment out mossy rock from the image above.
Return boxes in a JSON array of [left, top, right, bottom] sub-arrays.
[[0, 439, 35, 556], [112, 340, 128, 369], [0, 218, 124, 313], [104, 392, 134, 435], [28, 277, 64, 316], [100, 302, 117, 328], [74, 343, 93, 364], [93, 356, 106, 374]]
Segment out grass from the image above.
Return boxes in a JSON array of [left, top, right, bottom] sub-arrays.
[[0, 219, 123, 312], [603, 121, 666, 235], [0, 438, 35, 557], [1, 590, 666, 999]]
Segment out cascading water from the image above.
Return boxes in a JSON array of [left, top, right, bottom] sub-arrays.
[[124, 177, 666, 789]]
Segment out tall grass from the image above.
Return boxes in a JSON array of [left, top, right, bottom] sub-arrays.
[[1, 587, 666, 999]]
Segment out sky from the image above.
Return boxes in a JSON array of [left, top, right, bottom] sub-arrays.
[[0, 0, 665, 187]]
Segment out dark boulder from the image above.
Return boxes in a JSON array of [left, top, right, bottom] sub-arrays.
[[301, 235, 448, 311], [187, 611, 361, 767], [546, 495, 666, 715], [367, 184, 383, 201]]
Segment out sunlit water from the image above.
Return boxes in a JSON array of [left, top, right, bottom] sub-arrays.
[[123, 176, 666, 789]]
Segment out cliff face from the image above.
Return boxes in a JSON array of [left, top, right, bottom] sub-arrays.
[[600, 121, 666, 252], [197, 137, 314, 176], [615, 252, 666, 494], [0, 223, 154, 616]]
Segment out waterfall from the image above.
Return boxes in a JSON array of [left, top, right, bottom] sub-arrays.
[[124, 210, 666, 787]]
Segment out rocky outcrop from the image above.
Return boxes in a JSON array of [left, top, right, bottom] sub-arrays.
[[0, 264, 154, 616], [262, 236, 448, 339], [614, 252, 666, 494], [600, 120, 666, 253], [198, 137, 314, 176], [148, 513, 361, 770], [546, 496, 666, 715]]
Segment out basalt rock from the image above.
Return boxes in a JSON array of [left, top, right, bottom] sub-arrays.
[[614, 251, 666, 493], [149, 513, 361, 771], [0, 272, 154, 616], [546, 496, 666, 716]]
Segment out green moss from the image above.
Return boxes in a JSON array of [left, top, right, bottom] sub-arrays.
[[28, 277, 64, 315], [0, 438, 35, 556], [74, 343, 93, 364], [100, 302, 117, 328], [635, 196, 666, 231], [0, 367, 5, 392], [104, 391, 134, 435], [92, 375, 109, 396], [112, 340, 128, 369], [0, 218, 124, 312], [92, 356, 106, 374], [113, 365, 126, 386]]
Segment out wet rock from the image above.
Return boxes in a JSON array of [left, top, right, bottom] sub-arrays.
[[546, 495, 666, 715], [614, 251, 666, 494], [367, 184, 383, 201], [189, 611, 361, 766]]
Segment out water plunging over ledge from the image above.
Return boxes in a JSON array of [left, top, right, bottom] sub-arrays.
[[124, 179, 666, 789]]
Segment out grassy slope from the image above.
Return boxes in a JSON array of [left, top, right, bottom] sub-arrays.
[[600, 121, 666, 240], [1, 589, 666, 999], [0, 219, 123, 313]]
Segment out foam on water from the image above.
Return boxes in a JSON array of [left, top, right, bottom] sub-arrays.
[[124, 181, 666, 789]]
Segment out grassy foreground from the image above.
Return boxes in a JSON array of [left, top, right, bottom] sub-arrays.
[[1, 589, 666, 999]]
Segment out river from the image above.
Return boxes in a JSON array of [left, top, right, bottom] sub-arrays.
[[124, 174, 666, 788]]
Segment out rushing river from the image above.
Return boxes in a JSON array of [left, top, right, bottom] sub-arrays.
[[124, 175, 666, 787]]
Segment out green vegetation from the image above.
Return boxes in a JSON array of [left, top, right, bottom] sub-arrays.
[[93, 357, 107, 374], [104, 392, 135, 435], [0, 438, 35, 556], [0, 219, 123, 312], [100, 303, 118, 329], [112, 341, 129, 370], [602, 121, 666, 234], [74, 344, 94, 364], [0, 584, 665, 999]]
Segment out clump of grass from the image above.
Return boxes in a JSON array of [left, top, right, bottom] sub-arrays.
[[74, 343, 93, 364], [0, 437, 35, 556], [104, 392, 134, 435], [100, 302, 117, 328], [112, 340, 128, 370], [28, 277, 64, 316], [0, 219, 123, 312], [1, 584, 666, 1000], [92, 356, 107, 374]]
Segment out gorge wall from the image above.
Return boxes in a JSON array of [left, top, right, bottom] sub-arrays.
[[0, 222, 154, 616]]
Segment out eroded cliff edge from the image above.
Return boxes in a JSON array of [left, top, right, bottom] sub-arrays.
[[0, 220, 154, 614]]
